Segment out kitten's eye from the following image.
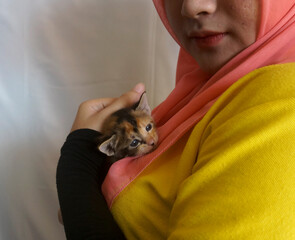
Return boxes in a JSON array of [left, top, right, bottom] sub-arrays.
[[146, 123, 152, 132], [130, 139, 140, 148]]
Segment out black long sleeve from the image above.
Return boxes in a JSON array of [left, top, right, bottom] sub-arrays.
[[56, 129, 126, 240]]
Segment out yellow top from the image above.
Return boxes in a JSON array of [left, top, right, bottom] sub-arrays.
[[111, 63, 295, 239]]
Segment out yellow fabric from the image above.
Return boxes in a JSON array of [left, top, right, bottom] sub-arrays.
[[111, 63, 295, 239]]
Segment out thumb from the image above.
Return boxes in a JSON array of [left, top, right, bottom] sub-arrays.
[[132, 82, 145, 94]]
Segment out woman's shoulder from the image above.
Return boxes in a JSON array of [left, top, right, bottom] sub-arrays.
[[255, 62, 295, 75], [242, 62, 295, 96], [202, 62, 295, 131], [218, 62, 295, 114], [251, 62, 295, 81]]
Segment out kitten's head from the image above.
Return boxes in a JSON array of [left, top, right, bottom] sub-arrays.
[[99, 93, 158, 160]]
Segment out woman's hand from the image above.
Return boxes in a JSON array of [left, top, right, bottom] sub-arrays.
[[71, 83, 146, 132]]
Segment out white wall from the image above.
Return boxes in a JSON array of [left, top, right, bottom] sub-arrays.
[[0, 0, 179, 239]]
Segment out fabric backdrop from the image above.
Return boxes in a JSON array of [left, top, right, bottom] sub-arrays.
[[0, 0, 178, 239]]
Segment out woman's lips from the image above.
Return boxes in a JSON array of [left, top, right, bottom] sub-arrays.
[[189, 32, 227, 48]]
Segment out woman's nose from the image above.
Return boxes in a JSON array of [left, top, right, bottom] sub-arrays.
[[181, 0, 217, 19]]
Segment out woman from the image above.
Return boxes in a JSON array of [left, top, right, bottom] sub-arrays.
[[57, 0, 295, 239]]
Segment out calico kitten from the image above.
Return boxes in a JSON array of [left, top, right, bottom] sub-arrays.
[[98, 92, 158, 162]]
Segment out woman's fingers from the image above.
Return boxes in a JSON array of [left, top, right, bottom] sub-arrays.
[[71, 98, 116, 132], [81, 98, 116, 114], [90, 83, 145, 131], [98, 83, 145, 119], [71, 83, 146, 132]]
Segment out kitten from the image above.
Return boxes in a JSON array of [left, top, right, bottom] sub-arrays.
[[98, 92, 158, 162]]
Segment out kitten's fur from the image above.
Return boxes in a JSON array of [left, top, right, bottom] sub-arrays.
[[98, 92, 158, 162]]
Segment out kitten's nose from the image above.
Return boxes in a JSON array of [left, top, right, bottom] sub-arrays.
[[147, 139, 155, 146]]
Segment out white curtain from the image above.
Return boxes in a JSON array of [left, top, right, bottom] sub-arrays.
[[0, 0, 179, 239]]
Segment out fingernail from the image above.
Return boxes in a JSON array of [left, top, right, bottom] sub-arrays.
[[133, 83, 145, 93]]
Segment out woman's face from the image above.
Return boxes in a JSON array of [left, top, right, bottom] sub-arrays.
[[165, 0, 259, 75]]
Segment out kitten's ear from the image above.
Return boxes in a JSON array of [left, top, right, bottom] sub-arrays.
[[134, 92, 151, 115], [99, 135, 116, 156]]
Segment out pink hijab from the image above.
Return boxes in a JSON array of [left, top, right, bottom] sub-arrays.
[[102, 0, 295, 207]]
